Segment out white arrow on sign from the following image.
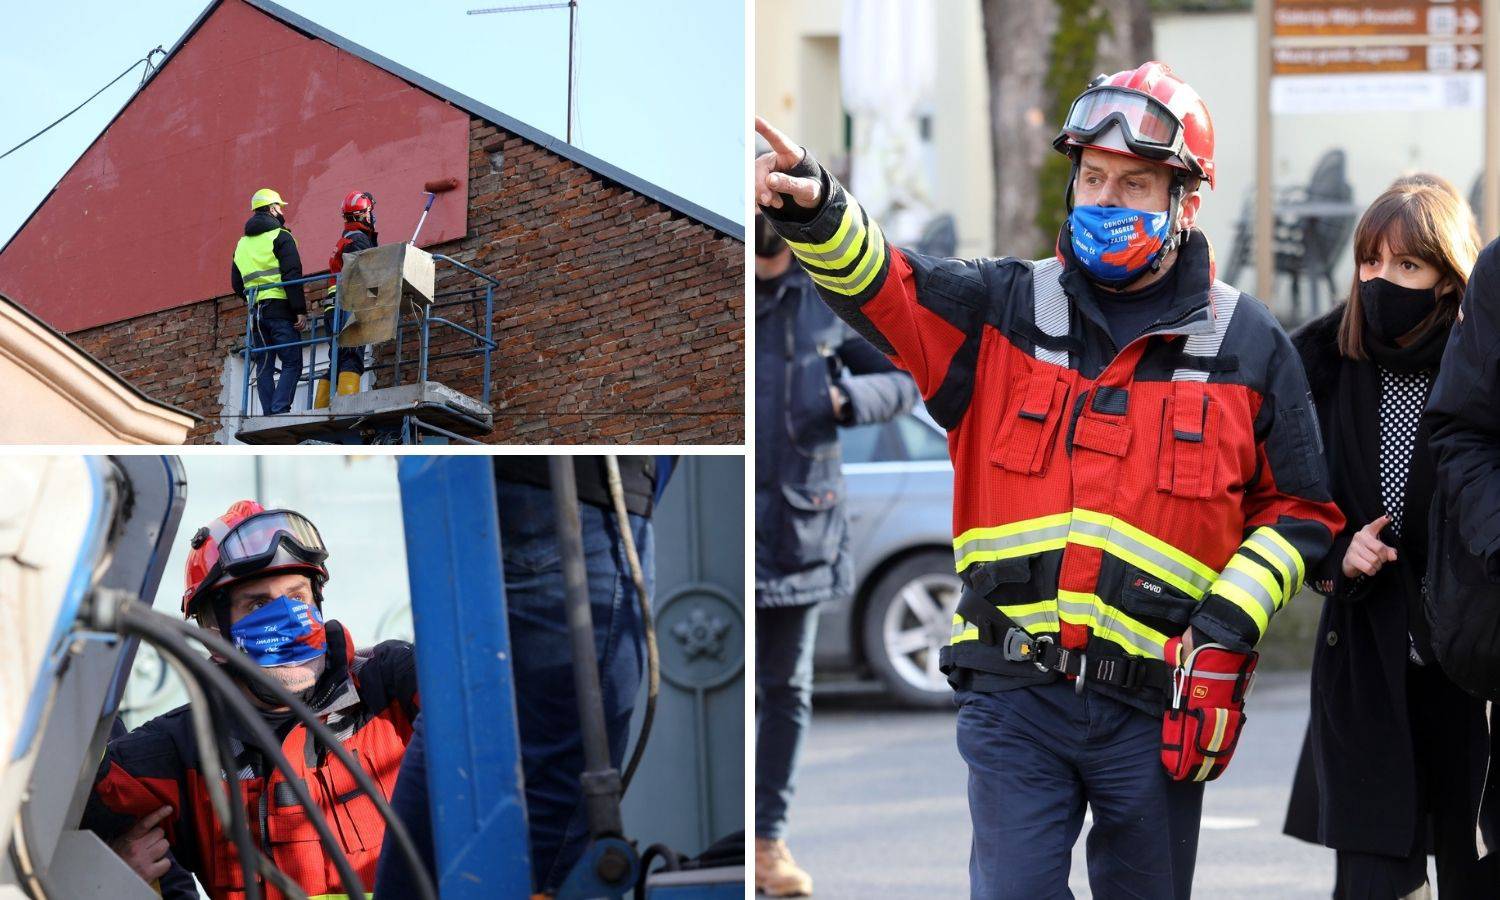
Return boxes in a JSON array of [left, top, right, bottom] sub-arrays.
[[1460, 44, 1482, 69], [1462, 7, 1482, 33]]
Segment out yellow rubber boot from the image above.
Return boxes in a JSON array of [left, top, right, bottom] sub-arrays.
[[337, 371, 361, 395], [312, 378, 331, 409]]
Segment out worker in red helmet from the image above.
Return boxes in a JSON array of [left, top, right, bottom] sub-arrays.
[[81, 501, 419, 900], [755, 61, 1343, 899], [314, 191, 379, 407]]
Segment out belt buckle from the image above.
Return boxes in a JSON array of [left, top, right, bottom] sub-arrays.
[[1031, 634, 1056, 674]]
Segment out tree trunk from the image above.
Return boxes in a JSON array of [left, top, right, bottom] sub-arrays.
[[981, 1, 1154, 259]]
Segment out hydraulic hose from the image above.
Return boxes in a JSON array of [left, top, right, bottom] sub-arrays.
[[605, 455, 657, 795], [120, 610, 369, 900], [549, 457, 625, 840], [121, 603, 438, 900]]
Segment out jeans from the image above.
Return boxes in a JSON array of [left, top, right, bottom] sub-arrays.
[[252, 314, 302, 414], [957, 682, 1204, 900], [322, 307, 364, 377], [500, 478, 653, 892], [755, 602, 820, 840]]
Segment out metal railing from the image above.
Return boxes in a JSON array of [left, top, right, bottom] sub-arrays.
[[239, 253, 500, 424]]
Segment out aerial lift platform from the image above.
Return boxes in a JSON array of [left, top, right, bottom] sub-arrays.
[[234, 245, 500, 445], [0, 456, 743, 899]]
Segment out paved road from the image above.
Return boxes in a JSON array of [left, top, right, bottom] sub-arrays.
[[785, 671, 1340, 899]]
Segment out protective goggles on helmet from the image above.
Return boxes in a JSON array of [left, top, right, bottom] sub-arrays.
[[1055, 85, 1205, 180], [217, 509, 328, 578]]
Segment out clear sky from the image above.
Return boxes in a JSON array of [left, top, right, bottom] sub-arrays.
[[0, 0, 745, 245]]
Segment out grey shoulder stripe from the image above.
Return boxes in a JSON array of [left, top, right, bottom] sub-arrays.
[[1173, 281, 1241, 381], [1030, 257, 1070, 367]]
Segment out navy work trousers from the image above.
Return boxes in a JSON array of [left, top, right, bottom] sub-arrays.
[[251, 315, 302, 414], [957, 681, 1204, 900]]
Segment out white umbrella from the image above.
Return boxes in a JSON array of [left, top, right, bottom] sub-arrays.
[[840, 0, 938, 245]]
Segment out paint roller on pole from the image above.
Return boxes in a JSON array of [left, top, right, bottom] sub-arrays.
[[410, 177, 460, 245]]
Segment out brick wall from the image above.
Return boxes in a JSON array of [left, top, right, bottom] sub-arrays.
[[70, 116, 745, 445]]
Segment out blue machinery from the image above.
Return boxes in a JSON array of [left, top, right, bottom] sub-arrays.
[[397, 458, 743, 899], [238, 253, 500, 444]]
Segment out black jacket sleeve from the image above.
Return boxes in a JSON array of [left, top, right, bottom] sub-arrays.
[[231, 259, 244, 299], [1427, 240, 1500, 577], [272, 229, 306, 313], [834, 323, 920, 426]]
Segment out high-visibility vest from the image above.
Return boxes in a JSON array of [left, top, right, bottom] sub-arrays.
[[234, 229, 293, 302]]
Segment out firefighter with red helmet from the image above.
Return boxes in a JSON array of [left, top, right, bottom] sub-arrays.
[[82, 501, 419, 900], [756, 61, 1344, 898], [315, 190, 379, 406]]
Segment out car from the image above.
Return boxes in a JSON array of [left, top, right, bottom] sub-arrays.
[[814, 406, 959, 707]]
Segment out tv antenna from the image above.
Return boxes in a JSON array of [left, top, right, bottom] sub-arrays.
[[467, 1, 579, 143]]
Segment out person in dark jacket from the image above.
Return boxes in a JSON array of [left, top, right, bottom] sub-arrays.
[[754, 197, 919, 897], [1283, 174, 1498, 898], [1426, 225, 1500, 862], [231, 188, 306, 415]]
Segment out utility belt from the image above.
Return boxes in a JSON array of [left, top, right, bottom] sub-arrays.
[[999, 625, 1257, 782]]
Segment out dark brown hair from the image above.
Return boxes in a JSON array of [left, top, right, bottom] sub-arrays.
[[1339, 173, 1480, 359]]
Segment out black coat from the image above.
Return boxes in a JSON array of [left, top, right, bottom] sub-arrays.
[[1283, 305, 1491, 857], [754, 266, 919, 608], [1426, 238, 1500, 855], [230, 209, 306, 318]]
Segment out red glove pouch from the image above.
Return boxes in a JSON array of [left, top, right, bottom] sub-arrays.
[[1160, 636, 1258, 783]]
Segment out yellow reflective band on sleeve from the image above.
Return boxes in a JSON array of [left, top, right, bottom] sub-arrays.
[[1226, 554, 1286, 609], [1069, 509, 1218, 599], [1209, 577, 1272, 637], [953, 513, 1072, 572], [805, 222, 888, 298], [784, 196, 868, 272], [1196, 709, 1228, 781], [1057, 590, 1169, 659], [1245, 527, 1305, 594]]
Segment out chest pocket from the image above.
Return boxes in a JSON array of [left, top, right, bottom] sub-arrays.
[[991, 367, 1071, 475], [1158, 383, 1221, 500]]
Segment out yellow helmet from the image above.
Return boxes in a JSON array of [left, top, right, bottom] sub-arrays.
[[250, 188, 287, 211]]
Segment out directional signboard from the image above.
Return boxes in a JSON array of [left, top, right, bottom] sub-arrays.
[[1271, 0, 1485, 113]]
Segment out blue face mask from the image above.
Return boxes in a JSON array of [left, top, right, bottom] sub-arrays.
[[229, 595, 327, 668], [1068, 205, 1174, 287]]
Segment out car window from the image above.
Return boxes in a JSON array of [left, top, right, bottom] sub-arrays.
[[894, 414, 948, 461], [841, 420, 905, 463]]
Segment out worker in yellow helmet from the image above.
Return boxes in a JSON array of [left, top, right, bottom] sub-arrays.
[[231, 188, 307, 415]]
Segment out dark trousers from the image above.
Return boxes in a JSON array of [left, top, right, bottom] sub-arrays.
[[499, 479, 653, 893], [251, 314, 302, 414], [957, 682, 1204, 900], [322, 307, 364, 377], [1333, 664, 1500, 899], [755, 602, 820, 840]]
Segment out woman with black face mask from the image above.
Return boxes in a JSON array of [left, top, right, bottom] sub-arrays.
[[1282, 175, 1495, 897]]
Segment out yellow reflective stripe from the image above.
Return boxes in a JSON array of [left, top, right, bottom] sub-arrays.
[[1247, 527, 1305, 593], [1196, 709, 1227, 781], [805, 221, 887, 297], [1209, 579, 1271, 636], [1226, 555, 1286, 609], [1069, 509, 1217, 599], [949, 603, 1060, 645], [784, 197, 862, 258], [953, 513, 1072, 571], [1057, 590, 1168, 659], [785, 197, 868, 271]]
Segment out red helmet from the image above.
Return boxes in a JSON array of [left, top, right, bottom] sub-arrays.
[[1053, 61, 1215, 189], [181, 500, 330, 619], [341, 190, 375, 218]]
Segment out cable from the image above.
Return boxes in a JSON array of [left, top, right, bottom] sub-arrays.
[[0, 47, 164, 162], [120, 604, 438, 900], [606, 455, 657, 794], [202, 687, 266, 900], [119, 612, 370, 900]]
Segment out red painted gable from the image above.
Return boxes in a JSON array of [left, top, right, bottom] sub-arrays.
[[0, 0, 469, 333]]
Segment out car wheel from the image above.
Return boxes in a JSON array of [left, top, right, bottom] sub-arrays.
[[861, 550, 962, 708]]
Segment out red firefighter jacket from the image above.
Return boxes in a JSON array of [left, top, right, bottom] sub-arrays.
[[83, 622, 418, 900], [763, 155, 1344, 712]]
